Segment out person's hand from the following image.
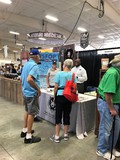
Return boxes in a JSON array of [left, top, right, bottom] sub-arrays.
[[47, 84, 50, 88], [37, 89, 41, 97], [110, 108, 118, 116], [53, 97, 56, 106]]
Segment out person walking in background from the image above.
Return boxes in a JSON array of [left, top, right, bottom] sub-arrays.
[[9, 64, 17, 73], [71, 58, 87, 93], [20, 49, 41, 144], [50, 59, 75, 143], [46, 61, 60, 88], [96, 54, 120, 160]]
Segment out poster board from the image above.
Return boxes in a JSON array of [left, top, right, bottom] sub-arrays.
[[38, 52, 59, 88]]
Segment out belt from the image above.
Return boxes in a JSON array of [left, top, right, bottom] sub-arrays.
[[99, 96, 105, 100], [49, 85, 54, 88], [99, 96, 119, 105]]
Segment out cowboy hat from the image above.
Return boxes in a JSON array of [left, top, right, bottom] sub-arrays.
[[109, 54, 120, 64]]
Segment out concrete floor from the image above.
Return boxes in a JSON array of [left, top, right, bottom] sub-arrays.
[[0, 97, 119, 160]]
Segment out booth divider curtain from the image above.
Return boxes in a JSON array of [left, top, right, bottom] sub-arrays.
[[77, 50, 117, 89]]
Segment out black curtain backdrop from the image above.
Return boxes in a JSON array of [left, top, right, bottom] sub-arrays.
[[77, 50, 118, 89]]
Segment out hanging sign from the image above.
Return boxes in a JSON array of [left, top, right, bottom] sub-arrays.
[[80, 32, 89, 49]]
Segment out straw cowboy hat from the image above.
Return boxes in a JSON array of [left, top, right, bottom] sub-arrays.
[[109, 54, 120, 64]]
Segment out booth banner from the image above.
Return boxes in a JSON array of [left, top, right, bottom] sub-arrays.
[[97, 48, 120, 55], [38, 52, 59, 88], [39, 93, 55, 124], [80, 32, 89, 49]]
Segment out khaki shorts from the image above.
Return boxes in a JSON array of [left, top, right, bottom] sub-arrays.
[[24, 95, 39, 116]]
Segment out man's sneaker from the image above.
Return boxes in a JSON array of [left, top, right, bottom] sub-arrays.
[[96, 150, 115, 160], [20, 130, 34, 138], [64, 134, 69, 141], [24, 136, 41, 144], [113, 149, 120, 157], [96, 150, 104, 157], [49, 135, 60, 143]]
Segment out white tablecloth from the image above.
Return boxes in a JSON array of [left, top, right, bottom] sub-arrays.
[[39, 89, 96, 139]]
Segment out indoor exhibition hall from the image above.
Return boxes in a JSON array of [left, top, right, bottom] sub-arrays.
[[0, 0, 120, 160]]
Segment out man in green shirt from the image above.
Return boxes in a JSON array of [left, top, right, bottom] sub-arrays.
[[96, 55, 120, 160]]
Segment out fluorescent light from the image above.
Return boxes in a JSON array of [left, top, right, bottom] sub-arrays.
[[77, 27, 87, 32], [9, 31, 20, 35], [0, 0, 12, 4], [98, 35, 105, 39], [16, 43, 23, 46], [45, 15, 58, 22], [13, 50, 18, 53], [38, 37, 46, 41]]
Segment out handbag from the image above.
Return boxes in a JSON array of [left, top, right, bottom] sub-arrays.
[[63, 73, 78, 103]]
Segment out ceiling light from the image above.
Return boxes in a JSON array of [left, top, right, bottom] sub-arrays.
[[16, 43, 23, 46], [13, 50, 18, 53], [9, 31, 20, 35], [45, 15, 59, 22], [38, 37, 46, 41], [77, 27, 87, 32], [0, 0, 12, 4], [98, 35, 105, 39]]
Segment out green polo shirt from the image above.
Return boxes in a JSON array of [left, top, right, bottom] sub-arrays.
[[98, 67, 120, 104]]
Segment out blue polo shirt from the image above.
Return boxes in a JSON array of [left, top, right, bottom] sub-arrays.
[[21, 59, 40, 97]]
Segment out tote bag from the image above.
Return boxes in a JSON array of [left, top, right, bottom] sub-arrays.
[[63, 73, 78, 103]]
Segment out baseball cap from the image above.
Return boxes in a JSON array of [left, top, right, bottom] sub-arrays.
[[52, 61, 57, 65], [29, 49, 40, 55]]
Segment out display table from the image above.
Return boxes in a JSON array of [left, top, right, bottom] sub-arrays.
[[39, 89, 97, 139]]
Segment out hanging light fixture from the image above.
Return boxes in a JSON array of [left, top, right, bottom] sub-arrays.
[[27, 20, 65, 46], [27, 31, 64, 46]]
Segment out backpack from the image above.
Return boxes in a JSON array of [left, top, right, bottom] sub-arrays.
[[63, 73, 78, 103]]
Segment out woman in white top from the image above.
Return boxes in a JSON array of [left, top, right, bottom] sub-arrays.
[[46, 61, 60, 88]]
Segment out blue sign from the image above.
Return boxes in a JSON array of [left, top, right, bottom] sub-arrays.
[[38, 52, 59, 88]]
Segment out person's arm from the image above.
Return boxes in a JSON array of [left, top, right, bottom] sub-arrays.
[[53, 83, 58, 105], [54, 83, 58, 99], [77, 68, 87, 83], [105, 93, 118, 116], [46, 72, 50, 88], [27, 75, 41, 96]]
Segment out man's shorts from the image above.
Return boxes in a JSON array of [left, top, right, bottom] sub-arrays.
[[24, 95, 39, 116]]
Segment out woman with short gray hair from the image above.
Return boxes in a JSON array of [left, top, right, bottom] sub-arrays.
[[64, 59, 73, 69], [50, 59, 76, 143]]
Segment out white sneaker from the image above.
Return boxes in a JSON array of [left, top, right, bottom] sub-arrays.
[[113, 149, 120, 157], [96, 150, 104, 157], [103, 152, 115, 160], [96, 150, 115, 160], [49, 135, 60, 143], [64, 134, 69, 141]]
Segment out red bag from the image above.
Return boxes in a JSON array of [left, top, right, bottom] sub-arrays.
[[63, 73, 78, 103]]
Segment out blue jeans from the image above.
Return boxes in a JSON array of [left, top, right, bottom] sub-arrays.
[[97, 98, 120, 154]]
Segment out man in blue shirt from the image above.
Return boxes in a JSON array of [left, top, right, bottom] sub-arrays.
[[20, 49, 41, 144]]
